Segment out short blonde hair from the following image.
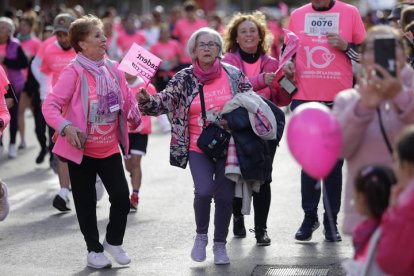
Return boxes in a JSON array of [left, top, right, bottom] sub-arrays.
[[69, 14, 103, 53]]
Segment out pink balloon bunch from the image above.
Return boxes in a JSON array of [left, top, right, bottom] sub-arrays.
[[287, 102, 342, 179]]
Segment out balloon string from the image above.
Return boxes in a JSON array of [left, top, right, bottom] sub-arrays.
[[321, 179, 338, 241]]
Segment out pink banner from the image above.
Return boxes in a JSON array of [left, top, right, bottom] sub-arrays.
[[118, 43, 162, 85], [275, 28, 299, 75]]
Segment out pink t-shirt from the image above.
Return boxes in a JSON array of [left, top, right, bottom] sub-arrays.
[[172, 18, 208, 64], [83, 70, 120, 158], [36, 36, 57, 60], [127, 77, 156, 134], [288, 1, 366, 101], [150, 39, 180, 76], [116, 30, 147, 55], [21, 36, 41, 58], [40, 42, 76, 86], [20, 36, 41, 80], [188, 68, 232, 153]]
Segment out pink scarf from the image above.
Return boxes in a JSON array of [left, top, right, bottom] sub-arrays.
[[193, 58, 221, 84], [75, 53, 122, 115]]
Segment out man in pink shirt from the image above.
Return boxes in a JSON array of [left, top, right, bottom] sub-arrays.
[[40, 13, 76, 212], [172, 0, 207, 69], [284, 0, 366, 242]]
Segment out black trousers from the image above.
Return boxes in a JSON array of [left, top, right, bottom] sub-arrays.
[[32, 94, 53, 153], [67, 153, 130, 252], [233, 139, 278, 230]]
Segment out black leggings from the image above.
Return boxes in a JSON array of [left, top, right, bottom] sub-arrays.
[[233, 182, 271, 229], [67, 153, 130, 252]]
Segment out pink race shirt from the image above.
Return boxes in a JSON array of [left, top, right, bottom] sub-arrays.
[[83, 70, 120, 158], [40, 41, 76, 86], [36, 36, 57, 60], [242, 60, 271, 99], [21, 36, 41, 58], [127, 77, 156, 134], [150, 39, 180, 76], [116, 30, 147, 55], [172, 18, 208, 64], [288, 1, 366, 101], [21, 36, 41, 79], [188, 68, 232, 153]]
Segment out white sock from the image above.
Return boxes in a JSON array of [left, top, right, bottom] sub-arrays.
[[59, 187, 70, 200]]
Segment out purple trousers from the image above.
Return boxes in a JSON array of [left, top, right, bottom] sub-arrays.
[[188, 151, 235, 243]]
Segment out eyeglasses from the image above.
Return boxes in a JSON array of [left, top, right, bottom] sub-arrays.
[[197, 42, 218, 50]]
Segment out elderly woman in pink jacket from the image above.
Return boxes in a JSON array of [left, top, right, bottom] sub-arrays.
[[42, 15, 141, 269], [333, 25, 414, 235]]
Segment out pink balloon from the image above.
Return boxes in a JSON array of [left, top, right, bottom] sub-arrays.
[[287, 102, 342, 179]]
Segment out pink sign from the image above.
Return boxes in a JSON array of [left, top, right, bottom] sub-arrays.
[[118, 43, 162, 85], [275, 28, 299, 75]]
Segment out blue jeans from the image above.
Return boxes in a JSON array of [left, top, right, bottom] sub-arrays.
[[291, 100, 343, 226]]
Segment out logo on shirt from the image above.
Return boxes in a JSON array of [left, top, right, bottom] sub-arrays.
[[304, 46, 336, 69]]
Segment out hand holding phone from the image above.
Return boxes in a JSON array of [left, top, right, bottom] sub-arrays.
[[374, 35, 397, 78]]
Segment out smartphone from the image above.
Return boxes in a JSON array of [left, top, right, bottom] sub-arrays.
[[374, 36, 396, 77], [278, 76, 298, 95]]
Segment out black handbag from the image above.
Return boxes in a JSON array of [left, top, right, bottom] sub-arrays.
[[196, 84, 231, 160]]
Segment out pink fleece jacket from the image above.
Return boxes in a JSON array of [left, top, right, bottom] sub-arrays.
[[42, 59, 141, 164], [332, 65, 414, 235], [376, 180, 414, 275], [222, 51, 291, 106]]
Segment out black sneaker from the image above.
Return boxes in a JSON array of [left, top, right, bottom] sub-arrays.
[[52, 195, 71, 212], [36, 148, 48, 164], [233, 215, 246, 238], [295, 214, 320, 241], [324, 225, 342, 242], [250, 228, 271, 246]]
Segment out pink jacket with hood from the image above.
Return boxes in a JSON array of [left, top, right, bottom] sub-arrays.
[[42, 59, 141, 164]]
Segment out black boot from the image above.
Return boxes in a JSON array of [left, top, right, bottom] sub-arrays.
[[323, 214, 342, 242], [233, 215, 246, 238], [251, 227, 271, 246], [295, 213, 320, 241]]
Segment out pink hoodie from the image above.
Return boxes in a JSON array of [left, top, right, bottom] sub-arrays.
[[42, 59, 141, 164]]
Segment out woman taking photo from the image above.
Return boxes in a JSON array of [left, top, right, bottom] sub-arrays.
[[137, 27, 252, 265], [42, 15, 141, 269], [222, 11, 289, 246]]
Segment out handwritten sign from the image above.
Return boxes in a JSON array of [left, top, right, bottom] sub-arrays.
[[118, 43, 162, 85]]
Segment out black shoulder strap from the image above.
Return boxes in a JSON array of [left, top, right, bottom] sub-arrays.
[[376, 108, 393, 154], [199, 83, 207, 127]]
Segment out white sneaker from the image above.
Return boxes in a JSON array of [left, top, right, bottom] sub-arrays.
[[103, 239, 131, 265], [95, 176, 104, 201], [8, 144, 17, 159], [87, 251, 112, 269], [0, 181, 10, 221]]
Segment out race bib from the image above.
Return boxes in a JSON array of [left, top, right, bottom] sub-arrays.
[[304, 13, 339, 36]]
